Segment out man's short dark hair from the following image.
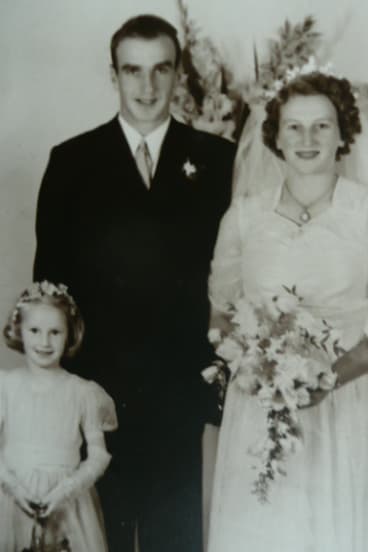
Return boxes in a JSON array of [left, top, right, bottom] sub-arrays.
[[110, 14, 181, 71]]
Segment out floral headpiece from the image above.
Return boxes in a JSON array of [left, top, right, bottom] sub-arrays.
[[12, 280, 77, 323], [263, 56, 336, 100]]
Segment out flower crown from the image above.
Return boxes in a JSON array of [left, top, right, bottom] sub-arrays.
[[12, 280, 77, 322], [263, 56, 336, 100]]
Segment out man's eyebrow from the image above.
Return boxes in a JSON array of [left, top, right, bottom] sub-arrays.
[[120, 63, 140, 71], [119, 60, 174, 72], [155, 60, 174, 68]]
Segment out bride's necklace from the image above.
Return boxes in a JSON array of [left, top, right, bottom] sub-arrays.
[[284, 180, 336, 224]]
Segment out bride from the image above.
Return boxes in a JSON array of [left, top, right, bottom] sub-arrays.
[[207, 68, 368, 551]]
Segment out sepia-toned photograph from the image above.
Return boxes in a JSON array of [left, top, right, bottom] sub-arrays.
[[1, 0, 368, 550]]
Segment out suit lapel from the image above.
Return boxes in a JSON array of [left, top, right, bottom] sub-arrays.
[[152, 118, 190, 192]]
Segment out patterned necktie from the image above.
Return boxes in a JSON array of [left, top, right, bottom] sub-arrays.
[[135, 140, 153, 189]]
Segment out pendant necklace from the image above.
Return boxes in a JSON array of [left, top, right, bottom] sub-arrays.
[[284, 180, 336, 224]]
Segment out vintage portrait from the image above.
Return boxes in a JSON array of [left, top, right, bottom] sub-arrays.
[[0, 0, 368, 550]]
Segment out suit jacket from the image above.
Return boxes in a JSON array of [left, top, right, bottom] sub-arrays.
[[34, 116, 236, 425]]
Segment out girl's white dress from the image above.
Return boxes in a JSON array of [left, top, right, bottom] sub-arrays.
[[208, 178, 368, 552], [0, 367, 117, 551]]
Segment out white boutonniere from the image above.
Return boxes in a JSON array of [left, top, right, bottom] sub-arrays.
[[182, 159, 197, 179]]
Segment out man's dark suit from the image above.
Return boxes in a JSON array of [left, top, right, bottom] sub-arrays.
[[33, 116, 236, 552]]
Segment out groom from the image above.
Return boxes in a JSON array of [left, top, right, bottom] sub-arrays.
[[33, 14, 236, 552]]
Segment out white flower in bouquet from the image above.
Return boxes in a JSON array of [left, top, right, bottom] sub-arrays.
[[319, 367, 338, 390], [276, 354, 309, 380], [208, 327, 222, 344], [236, 356, 259, 393], [264, 337, 284, 363], [250, 435, 274, 458], [232, 297, 260, 337], [256, 384, 275, 408], [279, 432, 302, 455], [216, 336, 242, 363], [201, 365, 221, 384], [273, 288, 301, 314], [294, 385, 312, 407], [294, 307, 320, 331], [278, 380, 307, 411]]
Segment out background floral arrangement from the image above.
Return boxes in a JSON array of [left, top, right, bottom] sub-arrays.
[[250, 16, 320, 101], [171, 0, 248, 141], [172, 1, 322, 141]]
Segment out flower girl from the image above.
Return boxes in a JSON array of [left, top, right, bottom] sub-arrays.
[[0, 281, 117, 551]]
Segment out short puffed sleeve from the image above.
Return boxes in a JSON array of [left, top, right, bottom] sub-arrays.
[[81, 380, 118, 438]]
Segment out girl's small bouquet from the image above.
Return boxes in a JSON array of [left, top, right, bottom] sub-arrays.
[[21, 514, 71, 552], [202, 286, 344, 502]]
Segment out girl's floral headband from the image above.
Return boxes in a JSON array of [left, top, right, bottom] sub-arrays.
[[12, 280, 77, 323]]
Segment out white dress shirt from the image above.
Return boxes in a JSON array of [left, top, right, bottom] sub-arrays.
[[118, 115, 171, 179]]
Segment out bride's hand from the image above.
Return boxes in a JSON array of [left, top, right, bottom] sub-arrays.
[[302, 388, 329, 408], [12, 486, 38, 517], [331, 337, 368, 388], [303, 337, 368, 409]]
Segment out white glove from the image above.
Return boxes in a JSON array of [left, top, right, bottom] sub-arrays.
[[40, 439, 111, 517]]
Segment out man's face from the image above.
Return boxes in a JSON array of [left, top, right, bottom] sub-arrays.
[[111, 35, 177, 135]]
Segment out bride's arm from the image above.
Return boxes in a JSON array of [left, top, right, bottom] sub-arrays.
[[310, 191, 368, 406], [332, 337, 368, 387], [329, 199, 368, 390], [209, 199, 244, 330], [335, 192, 368, 386], [306, 338, 368, 408]]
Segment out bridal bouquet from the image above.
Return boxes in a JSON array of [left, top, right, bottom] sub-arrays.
[[202, 286, 344, 502]]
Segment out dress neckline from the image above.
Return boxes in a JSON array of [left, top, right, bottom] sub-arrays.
[[271, 176, 341, 228], [21, 366, 68, 393]]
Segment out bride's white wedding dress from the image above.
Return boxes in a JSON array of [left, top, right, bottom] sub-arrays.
[[207, 177, 368, 552]]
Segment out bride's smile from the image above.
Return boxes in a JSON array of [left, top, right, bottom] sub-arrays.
[[295, 150, 320, 159]]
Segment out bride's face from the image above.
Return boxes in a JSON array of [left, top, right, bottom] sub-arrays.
[[276, 94, 344, 176]]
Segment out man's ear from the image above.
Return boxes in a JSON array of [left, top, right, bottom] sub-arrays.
[[110, 65, 118, 89]]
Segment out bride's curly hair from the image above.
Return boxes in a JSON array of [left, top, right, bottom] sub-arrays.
[[262, 72, 361, 161]]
